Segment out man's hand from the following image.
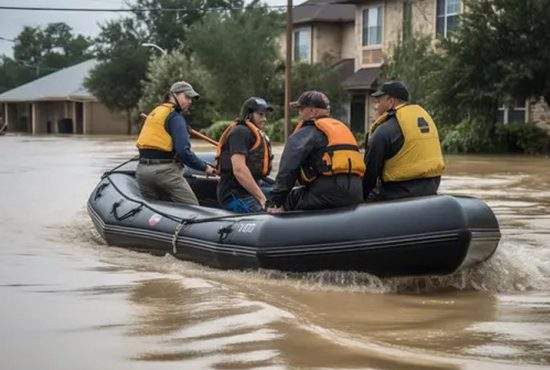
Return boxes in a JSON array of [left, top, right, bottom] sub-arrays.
[[266, 206, 284, 214], [205, 164, 218, 176], [257, 195, 267, 210]]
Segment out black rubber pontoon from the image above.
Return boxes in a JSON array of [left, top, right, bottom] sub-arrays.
[[88, 157, 500, 277]]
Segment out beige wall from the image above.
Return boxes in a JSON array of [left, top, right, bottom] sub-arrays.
[[384, 0, 404, 51], [412, 0, 437, 36], [354, 0, 441, 67], [313, 23, 342, 63], [279, 21, 355, 65], [84, 101, 126, 135], [341, 23, 357, 61]]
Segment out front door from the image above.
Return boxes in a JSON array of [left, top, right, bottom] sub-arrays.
[[350, 94, 366, 133]]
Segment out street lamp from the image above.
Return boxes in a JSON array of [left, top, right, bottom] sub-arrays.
[[141, 43, 167, 56]]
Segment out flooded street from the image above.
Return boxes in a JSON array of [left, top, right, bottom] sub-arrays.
[[1, 134, 549, 370]]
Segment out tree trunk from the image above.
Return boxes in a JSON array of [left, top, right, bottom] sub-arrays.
[[543, 90, 550, 108], [126, 109, 132, 135]]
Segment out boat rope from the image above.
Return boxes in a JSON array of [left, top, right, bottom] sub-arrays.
[[171, 217, 195, 254], [102, 173, 266, 225], [101, 156, 139, 179]]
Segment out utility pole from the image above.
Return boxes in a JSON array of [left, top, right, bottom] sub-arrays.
[[284, 0, 293, 141]]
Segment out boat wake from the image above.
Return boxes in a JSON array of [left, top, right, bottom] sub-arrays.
[[59, 210, 548, 294]]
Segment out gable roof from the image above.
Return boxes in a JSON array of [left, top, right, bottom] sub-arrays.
[[293, 0, 355, 25], [0, 59, 98, 103]]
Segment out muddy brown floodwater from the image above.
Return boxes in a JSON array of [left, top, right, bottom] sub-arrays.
[[1, 134, 549, 370]]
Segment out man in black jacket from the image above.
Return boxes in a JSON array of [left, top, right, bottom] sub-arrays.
[[363, 81, 445, 201], [266, 91, 364, 213]]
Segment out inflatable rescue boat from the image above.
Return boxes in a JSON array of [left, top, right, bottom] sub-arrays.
[[88, 156, 500, 277]]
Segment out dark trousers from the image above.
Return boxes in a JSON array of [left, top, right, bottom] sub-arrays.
[[367, 176, 441, 202], [135, 162, 199, 205], [285, 175, 363, 211]]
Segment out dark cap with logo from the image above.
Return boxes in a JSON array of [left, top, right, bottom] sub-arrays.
[[290, 90, 330, 110], [371, 81, 409, 101]]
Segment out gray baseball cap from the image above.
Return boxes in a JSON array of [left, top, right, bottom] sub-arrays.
[[170, 81, 200, 99]]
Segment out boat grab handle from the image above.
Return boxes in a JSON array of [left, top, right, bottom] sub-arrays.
[[94, 182, 109, 200], [111, 200, 144, 221]]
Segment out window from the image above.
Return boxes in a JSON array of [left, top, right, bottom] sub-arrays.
[[436, 0, 460, 38], [498, 99, 527, 124], [293, 27, 311, 63], [362, 5, 383, 46]]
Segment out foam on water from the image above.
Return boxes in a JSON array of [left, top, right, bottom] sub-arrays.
[[60, 199, 549, 295]]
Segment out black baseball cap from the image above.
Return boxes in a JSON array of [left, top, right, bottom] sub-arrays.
[[290, 90, 330, 110], [371, 81, 409, 101]]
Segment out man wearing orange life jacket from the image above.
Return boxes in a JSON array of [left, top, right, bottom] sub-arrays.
[[266, 91, 365, 213], [363, 81, 445, 201], [216, 97, 273, 213]]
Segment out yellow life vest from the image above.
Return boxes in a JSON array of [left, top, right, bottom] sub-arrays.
[[295, 117, 366, 182], [136, 103, 175, 152], [370, 104, 445, 182], [216, 120, 272, 178]]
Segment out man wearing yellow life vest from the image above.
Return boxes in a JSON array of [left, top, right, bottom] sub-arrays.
[[216, 97, 273, 213], [266, 91, 365, 213], [363, 81, 445, 201], [136, 81, 216, 204]]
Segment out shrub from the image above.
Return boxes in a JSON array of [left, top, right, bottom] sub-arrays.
[[442, 119, 550, 154], [264, 118, 300, 143], [203, 120, 232, 141], [353, 131, 367, 148], [495, 123, 550, 154]]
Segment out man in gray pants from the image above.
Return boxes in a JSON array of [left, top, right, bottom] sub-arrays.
[[136, 81, 216, 204]]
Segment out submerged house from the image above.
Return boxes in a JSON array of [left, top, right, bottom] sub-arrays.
[[0, 59, 126, 135]]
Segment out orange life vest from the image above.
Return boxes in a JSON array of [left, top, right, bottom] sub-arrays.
[[216, 120, 272, 178], [294, 117, 366, 183]]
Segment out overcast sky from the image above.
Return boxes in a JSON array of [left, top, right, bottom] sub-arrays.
[[0, 0, 304, 57]]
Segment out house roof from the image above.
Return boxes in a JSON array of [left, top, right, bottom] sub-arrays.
[[342, 67, 381, 91], [293, 0, 355, 25], [0, 59, 98, 103]]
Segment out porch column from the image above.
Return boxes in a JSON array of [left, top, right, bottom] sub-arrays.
[[32, 103, 38, 134], [72, 102, 77, 134], [4, 103, 8, 130], [82, 102, 88, 134]]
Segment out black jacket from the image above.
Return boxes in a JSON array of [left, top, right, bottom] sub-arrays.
[[269, 122, 327, 206], [363, 113, 440, 201]]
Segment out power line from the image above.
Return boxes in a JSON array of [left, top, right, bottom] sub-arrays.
[[0, 5, 295, 12], [0, 36, 15, 42]]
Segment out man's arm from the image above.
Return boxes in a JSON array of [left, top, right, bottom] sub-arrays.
[[166, 112, 207, 172], [363, 118, 404, 199], [231, 154, 266, 207], [363, 128, 390, 199], [268, 125, 324, 207]]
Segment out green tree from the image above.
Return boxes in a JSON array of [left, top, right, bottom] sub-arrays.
[[0, 57, 32, 93], [85, 18, 150, 134], [139, 51, 217, 128], [433, 0, 550, 125], [382, 35, 442, 117], [291, 60, 349, 120], [0, 23, 92, 92], [132, 0, 244, 53], [187, 4, 284, 117]]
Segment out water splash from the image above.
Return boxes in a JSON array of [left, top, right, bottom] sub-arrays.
[[60, 211, 548, 294]]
